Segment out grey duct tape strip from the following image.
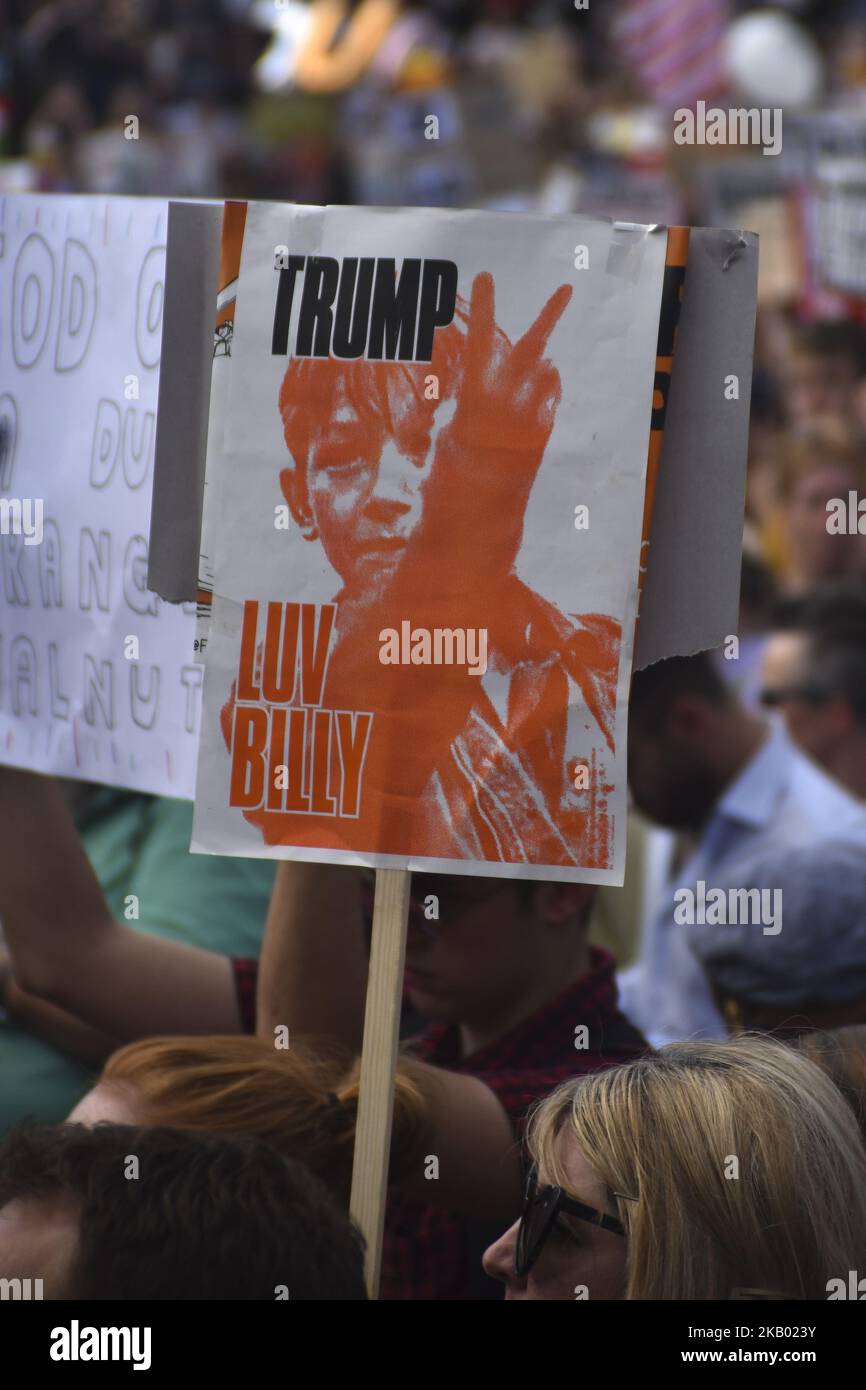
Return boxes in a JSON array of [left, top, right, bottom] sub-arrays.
[[605, 221, 665, 283], [700, 228, 749, 272]]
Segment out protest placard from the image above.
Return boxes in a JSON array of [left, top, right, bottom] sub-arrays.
[[0, 194, 201, 797], [190, 203, 673, 884]]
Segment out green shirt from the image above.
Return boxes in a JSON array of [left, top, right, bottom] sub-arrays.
[[0, 790, 275, 1133]]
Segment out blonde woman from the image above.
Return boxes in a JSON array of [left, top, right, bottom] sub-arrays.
[[483, 1037, 866, 1300]]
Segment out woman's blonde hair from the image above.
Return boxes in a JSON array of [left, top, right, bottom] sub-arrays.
[[100, 1034, 432, 1205], [797, 1026, 866, 1147], [528, 1036, 866, 1300]]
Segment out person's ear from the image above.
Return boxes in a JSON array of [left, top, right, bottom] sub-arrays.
[[279, 466, 318, 541], [542, 882, 595, 926]]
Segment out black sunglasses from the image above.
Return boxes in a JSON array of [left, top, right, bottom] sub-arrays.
[[759, 683, 833, 708], [515, 1163, 627, 1278]]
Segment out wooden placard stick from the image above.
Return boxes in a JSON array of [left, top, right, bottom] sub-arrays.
[[349, 866, 411, 1298]]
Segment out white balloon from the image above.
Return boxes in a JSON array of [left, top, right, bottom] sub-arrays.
[[252, 1, 313, 92], [725, 10, 823, 108]]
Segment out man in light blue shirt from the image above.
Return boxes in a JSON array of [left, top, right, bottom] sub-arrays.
[[618, 653, 866, 1048]]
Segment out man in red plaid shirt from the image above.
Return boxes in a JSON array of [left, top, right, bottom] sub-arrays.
[[251, 864, 648, 1301]]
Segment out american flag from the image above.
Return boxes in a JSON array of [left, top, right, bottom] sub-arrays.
[[613, 0, 730, 112]]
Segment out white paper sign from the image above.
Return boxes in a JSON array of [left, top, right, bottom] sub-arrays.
[[0, 194, 202, 796], [192, 203, 668, 882]]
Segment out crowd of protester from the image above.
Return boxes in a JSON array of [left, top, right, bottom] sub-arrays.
[[2, 0, 866, 1300]]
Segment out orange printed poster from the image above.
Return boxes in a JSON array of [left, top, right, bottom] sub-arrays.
[[192, 204, 674, 883]]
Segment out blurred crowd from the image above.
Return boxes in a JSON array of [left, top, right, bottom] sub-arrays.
[[1, 0, 862, 212], [2, 0, 866, 1303]]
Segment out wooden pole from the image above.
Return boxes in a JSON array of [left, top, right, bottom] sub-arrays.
[[349, 866, 411, 1298]]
